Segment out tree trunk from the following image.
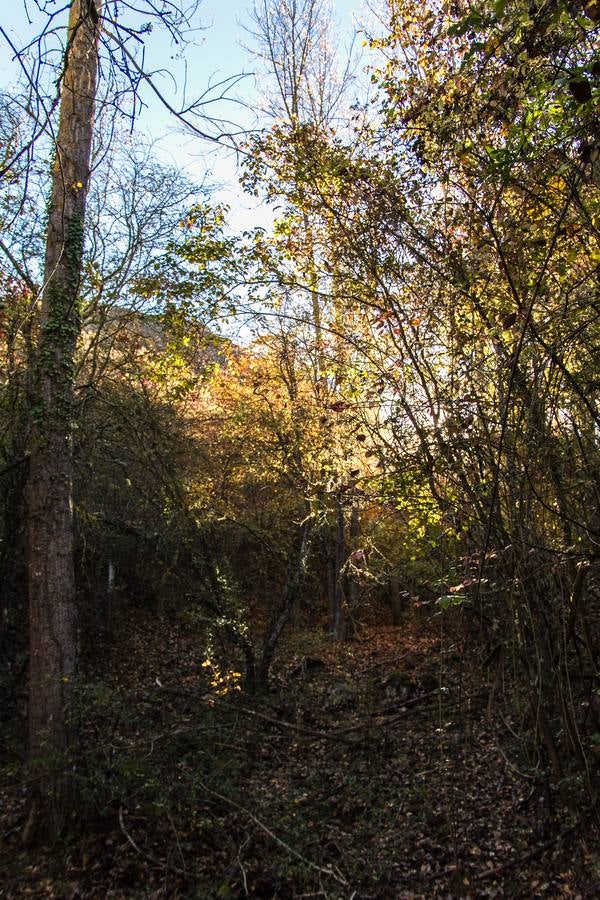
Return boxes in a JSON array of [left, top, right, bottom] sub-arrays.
[[329, 493, 346, 640], [257, 518, 312, 689], [341, 498, 360, 638], [25, 0, 101, 843]]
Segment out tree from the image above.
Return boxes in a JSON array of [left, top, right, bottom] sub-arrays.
[[243, 0, 370, 638], [15, 0, 231, 841], [24, 0, 102, 843], [245, 0, 354, 125], [338, 0, 600, 775]]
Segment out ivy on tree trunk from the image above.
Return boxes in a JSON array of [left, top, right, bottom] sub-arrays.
[[24, 0, 101, 844]]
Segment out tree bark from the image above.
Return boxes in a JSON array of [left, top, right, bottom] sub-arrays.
[[25, 0, 101, 843], [257, 518, 312, 689], [329, 492, 346, 640], [345, 500, 360, 637]]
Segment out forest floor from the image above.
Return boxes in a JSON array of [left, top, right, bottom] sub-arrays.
[[1, 611, 600, 898]]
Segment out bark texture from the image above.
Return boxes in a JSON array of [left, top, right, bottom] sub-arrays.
[[25, 0, 101, 843]]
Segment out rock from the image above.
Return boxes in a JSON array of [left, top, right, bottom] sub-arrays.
[[380, 671, 417, 704], [325, 680, 358, 711], [288, 656, 328, 681]]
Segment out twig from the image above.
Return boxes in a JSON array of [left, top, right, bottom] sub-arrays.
[[235, 704, 359, 745], [329, 689, 444, 736], [118, 806, 144, 856], [198, 782, 349, 887], [236, 834, 251, 898], [118, 806, 187, 876], [166, 807, 187, 875], [154, 685, 359, 745]]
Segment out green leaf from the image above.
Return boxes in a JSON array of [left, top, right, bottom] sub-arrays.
[[436, 594, 470, 611]]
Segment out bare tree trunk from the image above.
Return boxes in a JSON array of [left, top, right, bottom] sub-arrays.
[[345, 500, 360, 636], [257, 518, 312, 689], [25, 0, 101, 844], [329, 493, 345, 640]]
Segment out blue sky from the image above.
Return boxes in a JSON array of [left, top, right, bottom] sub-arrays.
[[1, 1, 368, 223], [132, 0, 368, 215], [136, 0, 370, 224]]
